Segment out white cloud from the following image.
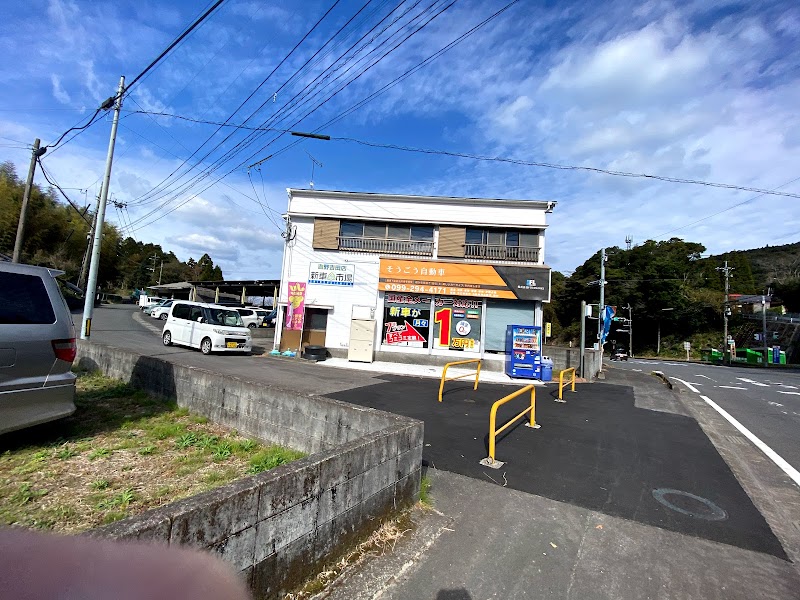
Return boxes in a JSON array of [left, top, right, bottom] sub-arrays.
[[50, 74, 71, 104]]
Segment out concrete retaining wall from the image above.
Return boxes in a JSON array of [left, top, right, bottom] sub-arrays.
[[76, 341, 423, 599]]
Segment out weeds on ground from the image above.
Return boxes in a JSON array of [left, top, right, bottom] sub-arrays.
[[0, 371, 305, 532]]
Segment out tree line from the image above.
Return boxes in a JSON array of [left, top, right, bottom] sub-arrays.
[[0, 161, 223, 293], [544, 237, 799, 354]]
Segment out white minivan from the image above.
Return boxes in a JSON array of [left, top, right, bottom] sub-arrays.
[[162, 301, 252, 355]]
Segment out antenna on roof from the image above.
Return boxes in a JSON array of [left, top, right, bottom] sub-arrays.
[[306, 152, 322, 188]]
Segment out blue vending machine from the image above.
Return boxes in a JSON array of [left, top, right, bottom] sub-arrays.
[[505, 325, 542, 379]]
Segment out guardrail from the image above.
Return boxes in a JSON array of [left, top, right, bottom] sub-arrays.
[[556, 368, 576, 402], [479, 384, 539, 468], [438, 359, 482, 402]]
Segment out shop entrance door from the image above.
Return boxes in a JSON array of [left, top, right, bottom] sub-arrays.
[[301, 308, 329, 349]]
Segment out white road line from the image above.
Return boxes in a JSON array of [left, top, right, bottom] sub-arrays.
[[699, 395, 800, 487], [632, 368, 642, 372], [777, 384, 798, 389], [673, 378, 701, 394], [717, 385, 747, 390], [768, 401, 784, 407], [777, 391, 800, 396], [695, 374, 713, 380], [736, 377, 769, 387]]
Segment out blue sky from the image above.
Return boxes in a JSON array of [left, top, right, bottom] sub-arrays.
[[1, 0, 799, 279]]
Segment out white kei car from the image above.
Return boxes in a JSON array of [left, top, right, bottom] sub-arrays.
[[150, 300, 174, 320]]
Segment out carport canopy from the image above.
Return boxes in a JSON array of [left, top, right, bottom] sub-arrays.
[[186, 279, 280, 305]]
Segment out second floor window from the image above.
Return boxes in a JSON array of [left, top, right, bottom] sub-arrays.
[[340, 221, 434, 241], [465, 229, 539, 248], [339, 221, 434, 255]]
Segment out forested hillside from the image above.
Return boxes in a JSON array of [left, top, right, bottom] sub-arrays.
[[0, 161, 223, 293]]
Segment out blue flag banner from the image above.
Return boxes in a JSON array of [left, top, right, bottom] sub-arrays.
[[601, 305, 616, 344]]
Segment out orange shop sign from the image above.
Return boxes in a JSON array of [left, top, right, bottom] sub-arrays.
[[378, 258, 551, 301]]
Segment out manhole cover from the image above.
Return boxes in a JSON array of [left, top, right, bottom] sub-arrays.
[[652, 488, 728, 521]]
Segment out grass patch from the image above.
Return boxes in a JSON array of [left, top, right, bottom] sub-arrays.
[[418, 476, 433, 507], [248, 446, 306, 474], [0, 372, 305, 533]]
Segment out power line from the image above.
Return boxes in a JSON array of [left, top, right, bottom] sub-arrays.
[[248, 0, 521, 165], [650, 175, 800, 239], [123, 0, 226, 95], [126, 0, 467, 233], [331, 137, 800, 200], [36, 158, 92, 224], [127, 0, 344, 208]]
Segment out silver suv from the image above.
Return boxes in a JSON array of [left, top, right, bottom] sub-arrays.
[[0, 262, 77, 434]]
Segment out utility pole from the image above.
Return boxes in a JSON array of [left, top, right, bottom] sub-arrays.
[[78, 199, 100, 291], [81, 76, 125, 340], [158, 260, 164, 285], [762, 295, 769, 368], [716, 261, 734, 364], [12, 138, 46, 262], [579, 301, 587, 378], [624, 304, 633, 357], [597, 248, 606, 343]]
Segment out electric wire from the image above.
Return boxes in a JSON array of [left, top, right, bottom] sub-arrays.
[[123, 0, 226, 95], [36, 158, 92, 224], [128, 0, 344, 208], [165, 0, 455, 200], [249, 0, 518, 166], [127, 0, 417, 210], [330, 137, 800, 200], [126, 0, 464, 232]]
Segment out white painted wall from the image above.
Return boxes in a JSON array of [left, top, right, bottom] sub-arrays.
[[288, 189, 552, 230], [281, 216, 381, 350]]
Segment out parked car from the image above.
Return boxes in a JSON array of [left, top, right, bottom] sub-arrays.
[[252, 308, 275, 328], [0, 262, 77, 434], [235, 308, 260, 329], [611, 346, 629, 361], [150, 300, 174, 320], [162, 301, 252, 355], [140, 296, 163, 312]]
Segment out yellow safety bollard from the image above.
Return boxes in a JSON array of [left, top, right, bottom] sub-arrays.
[[556, 368, 577, 402], [480, 384, 539, 468], [438, 359, 482, 402]]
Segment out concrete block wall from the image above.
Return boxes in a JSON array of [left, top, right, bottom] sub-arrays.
[[76, 341, 423, 599]]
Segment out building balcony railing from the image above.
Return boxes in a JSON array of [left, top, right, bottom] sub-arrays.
[[338, 236, 434, 256], [464, 244, 540, 262]]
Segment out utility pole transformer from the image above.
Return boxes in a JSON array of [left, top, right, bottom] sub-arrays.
[[81, 76, 125, 340], [12, 138, 46, 262]]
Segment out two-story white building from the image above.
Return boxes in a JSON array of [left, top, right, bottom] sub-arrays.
[[274, 189, 554, 363]]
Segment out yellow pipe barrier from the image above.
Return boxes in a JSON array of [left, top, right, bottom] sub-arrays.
[[556, 368, 577, 402], [438, 359, 482, 402], [480, 384, 539, 468]]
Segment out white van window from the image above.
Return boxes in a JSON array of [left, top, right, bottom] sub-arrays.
[[172, 304, 191, 320], [206, 308, 244, 327]]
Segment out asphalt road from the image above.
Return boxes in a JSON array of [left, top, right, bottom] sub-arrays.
[[78, 305, 384, 396], [608, 357, 800, 481]]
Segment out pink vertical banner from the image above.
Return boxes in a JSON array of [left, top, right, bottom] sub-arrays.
[[285, 281, 307, 330]]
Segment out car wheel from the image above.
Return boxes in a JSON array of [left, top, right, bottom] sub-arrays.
[[200, 337, 212, 355], [248, 323, 257, 329], [159, 313, 167, 320], [163, 331, 172, 346]]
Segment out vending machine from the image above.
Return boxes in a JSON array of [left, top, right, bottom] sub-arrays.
[[505, 325, 542, 379]]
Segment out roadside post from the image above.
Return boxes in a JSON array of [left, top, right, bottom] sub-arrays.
[[684, 341, 691, 361]]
